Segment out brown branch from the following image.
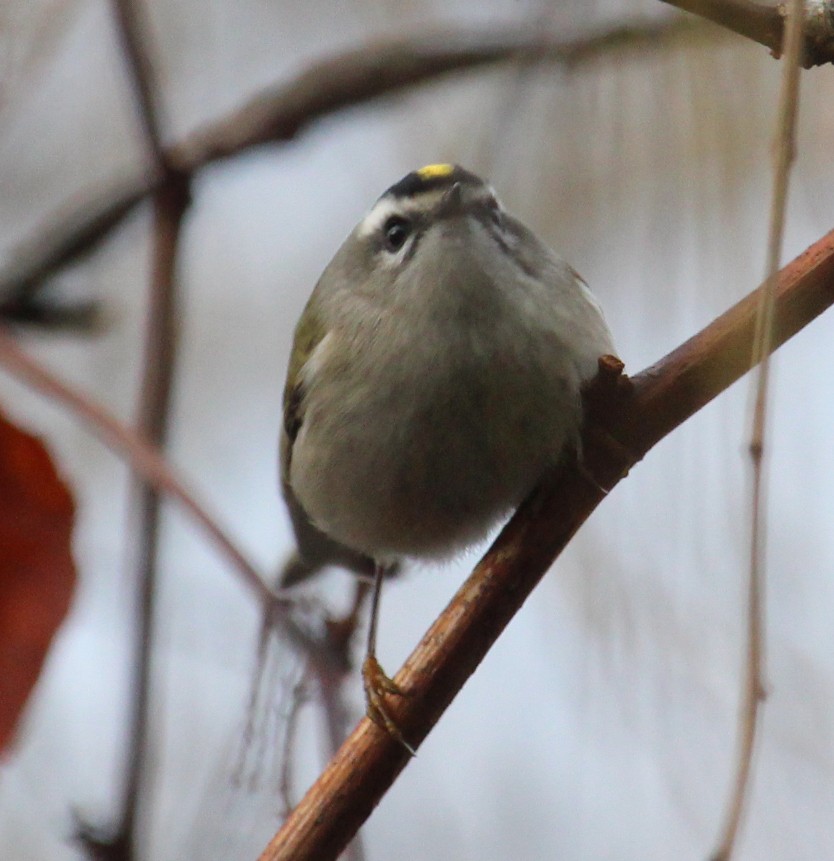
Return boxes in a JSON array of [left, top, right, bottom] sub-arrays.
[[110, 0, 167, 164], [169, 18, 700, 166], [659, 0, 784, 52], [0, 325, 276, 603], [0, 185, 146, 321], [107, 178, 188, 860], [660, 0, 834, 66], [0, 330, 360, 678], [257, 229, 834, 861], [77, 3, 188, 857], [0, 16, 706, 305]]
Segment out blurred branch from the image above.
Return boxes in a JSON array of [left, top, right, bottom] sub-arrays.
[[712, 1, 807, 859], [0, 324, 355, 685], [110, 0, 167, 163], [0, 186, 144, 324], [0, 16, 708, 306], [258, 228, 834, 861], [0, 295, 100, 330], [97, 0, 186, 856], [73, 3, 191, 857], [0, 325, 274, 601], [0, 0, 168, 331], [240, 584, 369, 859], [659, 0, 784, 52], [169, 17, 701, 165], [659, 0, 834, 65]]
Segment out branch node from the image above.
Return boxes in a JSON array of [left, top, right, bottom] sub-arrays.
[[581, 357, 638, 490], [803, 0, 834, 65]]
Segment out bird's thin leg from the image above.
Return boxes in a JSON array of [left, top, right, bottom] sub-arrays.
[[362, 562, 415, 755], [366, 561, 384, 658]]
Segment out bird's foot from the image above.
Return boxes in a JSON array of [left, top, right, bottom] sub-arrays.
[[362, 654, 415, 756]]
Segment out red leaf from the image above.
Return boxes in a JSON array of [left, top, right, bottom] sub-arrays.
[[0, 406, 76, 753]]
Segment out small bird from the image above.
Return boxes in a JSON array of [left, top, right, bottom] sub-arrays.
[[280, 164, 615, 751]]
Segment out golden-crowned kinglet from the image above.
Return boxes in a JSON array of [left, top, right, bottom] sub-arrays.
[[280, 164, 615, 751]]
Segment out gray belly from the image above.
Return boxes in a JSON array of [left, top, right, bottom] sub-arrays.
[[290, 361, 580, 560]]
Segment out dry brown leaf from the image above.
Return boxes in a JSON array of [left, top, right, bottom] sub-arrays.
[[0, 406, 75, 753]]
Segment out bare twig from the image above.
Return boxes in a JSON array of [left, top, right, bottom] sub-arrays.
[[109, 0, 167, 164], [0, 295, 100, 330], [0, 185, 146, 305], [278, 671, 310, 815], [710, 2, 806, 859], [0, 0, 165, 330], [257, 228, 834, 861], [234, 603, 285, 793], [169, 18, 701, 166], [0, 16, 708, 304], [254, 584, 369, 857], [0, 339, 386, 746], [0, 326, 369, 699], [660, 0, 834, 66], [86, 2, 190, 855], [107, 186, 185, 856], [0, 325, 276, 602]]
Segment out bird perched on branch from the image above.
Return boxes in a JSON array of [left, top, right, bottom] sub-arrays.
[[280, 164, 615, 752]]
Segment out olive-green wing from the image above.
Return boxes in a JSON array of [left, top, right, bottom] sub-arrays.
[[281, 302, 326, 478]]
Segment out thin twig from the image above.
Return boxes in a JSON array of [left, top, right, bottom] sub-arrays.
[[0, 328, 364, 692], [233, 584, 367, 861], [710, 2, 806, 859], [257, 228, 834, 861], [107, 0, 183, 853], [169, 17, 702, 166], [7, 8, 834, 313], [0, 326, 274, 604], [107, 185, 184, 857], [0, 16, 709, 305], [109, 0, 167, 164], [234, 603, 283, 792], [278, 670, 310, 816], [0, 185, 147, 315]]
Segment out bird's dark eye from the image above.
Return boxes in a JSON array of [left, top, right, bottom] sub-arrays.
[[382, 215, 412, 252]]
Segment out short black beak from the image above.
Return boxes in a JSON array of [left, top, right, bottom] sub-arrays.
[[437, 181, 464, 217]]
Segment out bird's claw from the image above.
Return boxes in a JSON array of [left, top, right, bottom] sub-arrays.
[[362, 655, 415, 756]]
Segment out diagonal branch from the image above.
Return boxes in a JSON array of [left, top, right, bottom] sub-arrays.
[[0, 16, 708, 306], [660, 0, 834, 66], [257, 227, 834, 861], [0, 325, 269, 601], [168, 18, 700, 166], [110, 0, 167, 164], [0, 329, 355, 672], [659, 0, 784, 53]]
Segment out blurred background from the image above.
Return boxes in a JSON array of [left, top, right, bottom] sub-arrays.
[[1, 1, 834, 859]]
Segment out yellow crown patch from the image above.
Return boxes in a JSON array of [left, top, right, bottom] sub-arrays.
[[417, 163, 455, 181]]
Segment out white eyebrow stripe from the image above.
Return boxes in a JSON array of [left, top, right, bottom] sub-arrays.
[[357, 197, 405, 238], [357, 183, 498, 240]]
